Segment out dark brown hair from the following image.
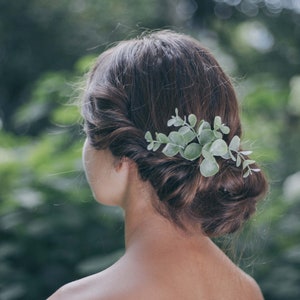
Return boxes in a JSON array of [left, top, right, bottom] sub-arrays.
[[82, 30, 268, 237]]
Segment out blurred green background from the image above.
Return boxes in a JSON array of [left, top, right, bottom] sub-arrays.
[[0, 0, 300, 299]]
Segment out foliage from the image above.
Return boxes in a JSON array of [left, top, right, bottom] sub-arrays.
[[0, 0, 170, 132], [145, 109, 258, 177], [0, 57, 125, 299]]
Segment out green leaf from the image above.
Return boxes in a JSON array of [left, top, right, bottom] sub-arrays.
[[152, 142, 161, 151], [243, 169, 251, 178], [179, 126, 196, 144], [182, 143, 202, 161], [147, 142, 154, 150], [240, 150, 252, 156], [202, 149, 214, 160], [145, 131, 153, 142], [229, 150, 237, 161], [197, 121, 210, 135], [213, 130, 222, 139], [198, 129, 215, 145], [200, 157, 219, 177], [178, 126, 190, 134], [162, 144, 180, 157], [156, 133, 169, 143], [173, 118, 185, 127], [202, 121, 211, 130], [188, 114, 197, 127], [221, 152, 230, 159], [236, 155, 242, 167], [167, 118, 176, 127], [209, 139, 228, 156], [229, 135, 240, 152], [243, 159, 256, 169], [168, 131, 185, 146], [214, 116, 222, 130], [220, 124, 230, 134]]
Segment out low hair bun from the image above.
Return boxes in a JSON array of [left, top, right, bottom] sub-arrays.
[[135, 152, 267, 236], [188, 160, 267, 236]]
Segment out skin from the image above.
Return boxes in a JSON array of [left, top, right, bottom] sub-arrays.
[[48, 141, 264, 300]]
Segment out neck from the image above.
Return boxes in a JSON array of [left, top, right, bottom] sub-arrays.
[[123, 183, 166, 249], [122, 181, 209, 254], [120, 163, 211, 256]]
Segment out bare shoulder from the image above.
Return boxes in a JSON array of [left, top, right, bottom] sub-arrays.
[[47, 283, 73, 300], [47, 274, 159, 300], [47, 250, 264, 300], [47, 271, 113, 300], [237, 269, 264, 300], [47, 276, 96, 300], [46, 264, 157, 300]]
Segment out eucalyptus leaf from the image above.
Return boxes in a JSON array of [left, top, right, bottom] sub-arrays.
[[240, 150, 252, 156], [213, 130, 222, 139], [214, 116, 221, 130], [188, 114, 197, 127], [197, 121, 210, 135], [209, 139, 228, 156], [229, 135, 240, 152], [147, 142, 154, 150], [182, 143, 202, 161], [202, 143, 211, 153], [168, 131, 185, 146], [198, 129, 214, 145], [173, 118, 185, 127], [167, 118, 176, 127], [162, 143, 180, 157], [200, 157, 219, 177], [178, 126, 190, 134], [202, 121, 211, 130], [152, 142, 160, 151], [220, 125, 230, 134], [145, 131, 153, 142], [243, 159, 256, 168], [243, 169, 251, 178], [229, 150, 237, 161], [221, 152, 230, 159], [179, 126, 196, 143], [156, 133, 169, 143], [196, 120, 204, 135], [202, 149, 214, 160]]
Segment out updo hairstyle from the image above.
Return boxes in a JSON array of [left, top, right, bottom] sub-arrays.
[[82, 30, 268, 237]]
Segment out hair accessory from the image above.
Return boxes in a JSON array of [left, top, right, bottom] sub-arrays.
[[145, 108, 260, 178]]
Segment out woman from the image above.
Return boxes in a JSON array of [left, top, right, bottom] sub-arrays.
[[49, 30, 268, 299]]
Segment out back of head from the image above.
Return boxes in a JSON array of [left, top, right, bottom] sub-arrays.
[[82, 30, 268, 237]]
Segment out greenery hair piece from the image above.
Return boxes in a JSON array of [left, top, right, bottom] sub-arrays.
[[145, 108, 260, 178]]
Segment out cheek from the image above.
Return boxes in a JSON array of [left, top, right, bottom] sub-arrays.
[[82, 140, 95, 184], [82, 140, 102, 198], [82, 141, 121, 206]]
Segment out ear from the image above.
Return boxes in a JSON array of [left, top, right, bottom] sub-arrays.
[[113, 156, 139, 189], [113, 156, 130, 172], [112, 156, 133, 189]]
